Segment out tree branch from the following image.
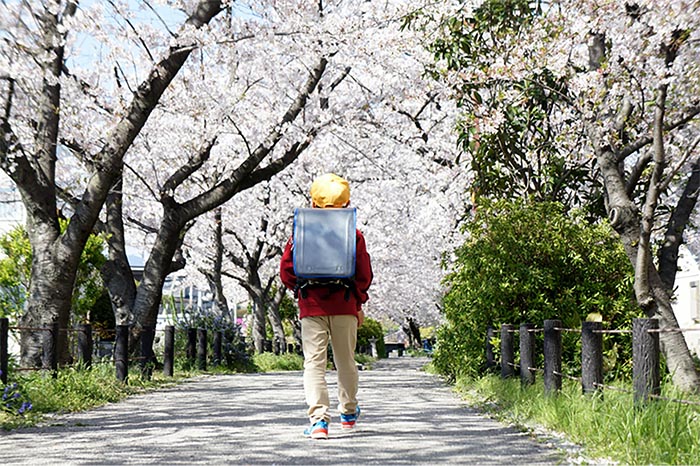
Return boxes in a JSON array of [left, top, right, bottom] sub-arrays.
[[178, 56, 327, 217], [617, 102, 700, 163], [160, 137, 218, 198]]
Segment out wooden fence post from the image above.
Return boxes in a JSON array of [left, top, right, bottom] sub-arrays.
[[197, 328, 207, 371], [163, 325, 174, 377], [140, 326, 155, 381], [500, 324, 515, 379], [485, 325, 496, 373], [186, 328, 196, 363], [519, 323, 535, 386], [544, 319, 562, 394], [581, 321, 603, 395], [633, 318, 660, 404], [213, 331, 222, 367], [115, 324, 129, 382], [78, 323, 93, 369], [0, 318, 8, 384], [43, 322, 59, 378]]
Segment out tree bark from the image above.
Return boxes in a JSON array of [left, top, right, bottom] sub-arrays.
[[102, 178, 137, 325], [268, 287, 287, 354], [204, 208, 232, 320], [657, 158, 700, 289], [597, 146, 700, 392]]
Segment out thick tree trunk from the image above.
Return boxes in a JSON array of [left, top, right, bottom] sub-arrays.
[[647, 265, 700, 392], [132, 214, 186, 330], [102, 179, 137, 325], [599, 148, 700, 392], [20, 227, 77, 366]]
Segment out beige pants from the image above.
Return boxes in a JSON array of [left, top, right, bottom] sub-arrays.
[[301, 314, 359, 423]]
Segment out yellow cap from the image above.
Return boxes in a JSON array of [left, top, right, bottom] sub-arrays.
[[310, 173, 350, 208]]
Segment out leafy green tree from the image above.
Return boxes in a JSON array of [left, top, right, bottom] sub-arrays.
[[408, 0, 602, 215], [434, 200, 638, 380], [0, 227, 31, 322], [0, 223, 106, 325]]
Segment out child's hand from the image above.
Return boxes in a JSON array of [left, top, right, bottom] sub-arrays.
[[357, 309, 364, 327]]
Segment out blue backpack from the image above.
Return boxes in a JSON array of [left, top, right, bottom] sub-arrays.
[[292, 207, 357, 299]]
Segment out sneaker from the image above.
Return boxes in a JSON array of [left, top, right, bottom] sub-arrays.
[[304, 420, 329, 440], [340, 406, 361, 429]]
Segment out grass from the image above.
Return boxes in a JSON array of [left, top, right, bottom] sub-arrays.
[[453, 373, 700, 464], [354, 353, 376, 368], [1, 362, 185, 430], [252, 352, 305, 372]]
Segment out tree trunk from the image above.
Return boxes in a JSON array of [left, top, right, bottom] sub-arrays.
[[251, 296, 267, 353], [267, 291, 286, 354], [599, 148, 700, 392], [132, 214, 186, 330], [647, 264, 700, 392], [207, 208, 232, 320], [405, 317, 422, 349], [102, 179, 137, 325], [20, 228, 77, 366]]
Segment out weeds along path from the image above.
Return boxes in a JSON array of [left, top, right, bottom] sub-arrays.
[[0, 357, 563, 465]]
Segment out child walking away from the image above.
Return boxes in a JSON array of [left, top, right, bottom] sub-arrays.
[[280, 173, 373, 440]]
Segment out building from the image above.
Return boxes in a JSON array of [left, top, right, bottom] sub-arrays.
[[671, 245, 700, 358]]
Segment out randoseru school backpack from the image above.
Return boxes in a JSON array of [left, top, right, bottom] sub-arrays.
[[292, 207, 357, 300]]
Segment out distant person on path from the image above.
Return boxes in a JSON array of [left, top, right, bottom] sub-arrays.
[[280, 173, 373, 440]]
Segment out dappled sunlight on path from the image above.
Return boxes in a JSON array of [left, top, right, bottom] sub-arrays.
[[0, 357, 563, 464]]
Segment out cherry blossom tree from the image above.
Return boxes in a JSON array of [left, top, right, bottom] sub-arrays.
[[119, 0, 466, 352], [420, 0, 700, 390], [0, 0, 225, 365]]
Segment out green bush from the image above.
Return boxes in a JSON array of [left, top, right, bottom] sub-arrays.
[[434, 200, 638, 380], [357, 317, 386, 358]]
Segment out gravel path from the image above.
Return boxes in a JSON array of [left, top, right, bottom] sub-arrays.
[[0, 357, 566, 464]]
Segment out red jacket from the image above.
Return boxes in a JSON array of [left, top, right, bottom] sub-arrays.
[[280, 229, 373, 319]]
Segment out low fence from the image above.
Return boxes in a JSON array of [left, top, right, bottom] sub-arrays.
[[488, 318, 700, 406], [0, 318, 245, 384]]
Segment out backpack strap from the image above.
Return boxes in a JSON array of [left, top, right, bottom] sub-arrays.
[[294, 278, 356, 301]]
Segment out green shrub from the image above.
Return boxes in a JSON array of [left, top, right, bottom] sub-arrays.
[[435, 200, 637, 381], [357, 317, 386, 358]]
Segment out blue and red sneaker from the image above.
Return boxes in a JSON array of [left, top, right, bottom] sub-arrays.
[[340, 406, 361, 429], [304, 420, 329, 440]]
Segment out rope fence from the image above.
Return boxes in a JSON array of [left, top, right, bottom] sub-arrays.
[[0, 318, 254, 384], [487, 318, 700, 408]]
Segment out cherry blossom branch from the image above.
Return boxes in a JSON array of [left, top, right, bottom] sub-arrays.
[[124, 161, 159, 202], [124, 215, 159, 235], [107, 0, 155, 63], [178, 56, 327, 216], [617, 102, 700, 163], [658, 135, 700, 195], [143, 0, 178, 38], [61, 64, 115, 115], [160, 137, 218, 198]]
